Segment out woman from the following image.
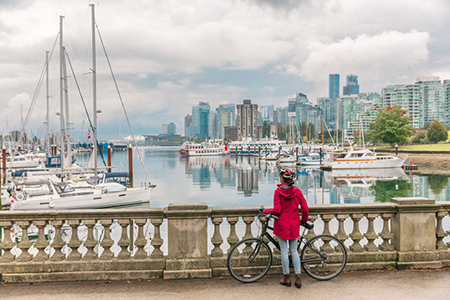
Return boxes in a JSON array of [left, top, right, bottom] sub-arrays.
[[263, 167, 309, 288]]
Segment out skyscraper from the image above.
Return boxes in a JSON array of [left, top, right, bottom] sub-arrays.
[[236, 99, 258, 140], [329, 74, 340, 101], [184, 115, 192, 137], [343, 74, 360, 95], [192, 102, 210, 139], [216, 104, 235, 139]]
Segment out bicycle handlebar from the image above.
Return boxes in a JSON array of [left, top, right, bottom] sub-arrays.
[[258, 208, 279, 220]]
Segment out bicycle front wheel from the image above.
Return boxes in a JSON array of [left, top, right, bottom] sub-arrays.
[[301, 234, 347, 281], [227, 237, 272, 283]]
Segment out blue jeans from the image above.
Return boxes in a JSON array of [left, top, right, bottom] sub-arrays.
[[278, 237, 301, 275]]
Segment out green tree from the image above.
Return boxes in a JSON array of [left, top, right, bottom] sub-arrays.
[[426, 120, 448, 143], [262, 121, 270, 138], [367, 106, 414, 147], [412, 130, 427, 144]]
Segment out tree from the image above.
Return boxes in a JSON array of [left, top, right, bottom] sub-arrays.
[[427, 120, 448, 143], [412, 130, 427, 144], [262, 121, 271, 138], [367, 106, 414, 147]]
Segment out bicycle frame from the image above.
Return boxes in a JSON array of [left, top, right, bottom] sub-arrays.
[[257, 215, 325, 264]]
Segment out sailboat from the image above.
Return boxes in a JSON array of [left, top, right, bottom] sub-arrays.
[[9, 5, 153, 210]]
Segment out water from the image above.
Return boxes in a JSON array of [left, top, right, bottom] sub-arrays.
[[75, 146, 450, 208]]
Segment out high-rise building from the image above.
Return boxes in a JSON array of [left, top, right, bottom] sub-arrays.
[[236, 99, 258, 140], [380, 84, 422, 128], [184, 115, 192, 137], [329, 74, 340, 101], [208, 111, 218, 139], [167, 122, 176, 135], [216, 104, 235, 139], [343, 74, 360, 95], [445, 80, 450, 124], [259, 105, 274, 123], [416, 77, 445, 125], [192, 102, 210, 139], [318, 97, 336, 128], [160, 124, 168, 135]]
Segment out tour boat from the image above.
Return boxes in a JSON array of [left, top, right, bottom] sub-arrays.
[[179, 139, 228, 156], [323, 148, 406, 169], [228, 138, 285, 155]]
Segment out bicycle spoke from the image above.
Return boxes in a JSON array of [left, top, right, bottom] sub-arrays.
[[227, 238, 272, 283], [301, 235, 347, 281]]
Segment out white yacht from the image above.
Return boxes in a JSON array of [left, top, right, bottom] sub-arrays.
[[323, 148, 406, 169]]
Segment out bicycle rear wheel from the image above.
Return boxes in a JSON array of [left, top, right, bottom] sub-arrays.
[[301, 234, 347, 281], [227, 237, 272, 283]]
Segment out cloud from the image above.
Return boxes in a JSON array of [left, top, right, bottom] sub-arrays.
[[295, 30, 430, 99]]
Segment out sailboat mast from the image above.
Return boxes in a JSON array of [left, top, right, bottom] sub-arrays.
[[91, 4, 98, 179], [63, 46, 71, 167], [59, 15, 65, 172], [45, 50, 50, 156]]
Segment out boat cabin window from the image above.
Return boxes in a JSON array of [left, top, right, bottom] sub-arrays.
[[54, 183, 75, 194], [337, 153, 347, 158], [350, 153, 364, 158]]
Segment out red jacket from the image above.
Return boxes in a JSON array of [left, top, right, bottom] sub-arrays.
[[263, 183, 309, 240]]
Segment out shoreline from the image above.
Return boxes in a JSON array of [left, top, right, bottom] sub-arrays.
[[376, 151, 450, 176]]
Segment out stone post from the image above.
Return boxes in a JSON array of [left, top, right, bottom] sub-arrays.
[[163, 203, 212, 279], [391, 197, 441, 269]]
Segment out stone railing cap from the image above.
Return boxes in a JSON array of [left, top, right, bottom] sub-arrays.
[[167, 203, 208, 211], [391, 197, 435, 205]]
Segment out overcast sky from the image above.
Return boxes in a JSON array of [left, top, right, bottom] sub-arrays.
[[1, 0, 449, 139]]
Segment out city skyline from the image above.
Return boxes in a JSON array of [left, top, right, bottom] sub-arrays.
[[1, 1, 450, 138]]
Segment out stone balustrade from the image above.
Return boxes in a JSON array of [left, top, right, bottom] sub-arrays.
[[0, 198, 449, 282]]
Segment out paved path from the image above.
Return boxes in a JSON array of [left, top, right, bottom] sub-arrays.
[[1, 269, 448, 300]]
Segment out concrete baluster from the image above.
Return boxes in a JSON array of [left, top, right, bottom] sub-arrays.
[[0, 221, 16, 262], [436, 210, 447, 250], [226, 217, 239, 251], [321, 214, 334, 253], [99, 219, 114, 260], [242, 216, 254, 255], [379, 214, 394, 251], [211, 217, 224, 257], [83, 220, 98, 260], [134, 219, 149, 259], [117, 218, 131, 259], [51, 220, 65, 261], [349, 214, 364, 252], [150, 218, 164, 258], [364, 214, 379, 252], [67, 219, 82, 260], [305, 215, 317, 242], [334, 214, 348, 253], [16, 221, 33, 262], [33, 220, 50, 261]]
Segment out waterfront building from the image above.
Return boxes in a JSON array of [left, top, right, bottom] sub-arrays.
[[216, 104, 235, 139], [161, 122, 176, 136], [209, 110, 218, 139], [329, 74, 340, 101], [343, 74, 360, 95], [380, 84, 422, 128], [192, 102, 210, 139], [337, 94, 373, 138], [184, 115, 192, 137], [417, 77, 445, 125], [318, 97, 336, 128], [224, 126, 238, 141], [236, 99, 258, 140], [445, 80, 450, 124], [259, 105, 274, 123]]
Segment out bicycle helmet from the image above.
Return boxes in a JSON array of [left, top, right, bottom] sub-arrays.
[[280, 167, 296, 180]]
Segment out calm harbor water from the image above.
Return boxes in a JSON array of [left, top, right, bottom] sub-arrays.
[[75, 146, 450, 208]]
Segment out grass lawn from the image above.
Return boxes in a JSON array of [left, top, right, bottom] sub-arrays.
[[372, 143, 450, 151]]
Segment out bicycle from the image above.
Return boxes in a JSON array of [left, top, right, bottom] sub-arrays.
[[227, 209, 347, 283]]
